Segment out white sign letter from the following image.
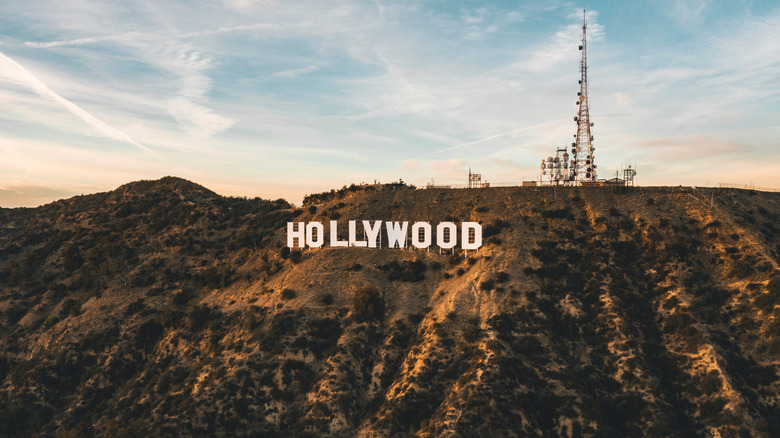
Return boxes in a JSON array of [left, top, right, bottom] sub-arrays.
[[386, 221, 409, 248], [329, 220, 348, 247], [287, 222, 306, 248], [349, 220, 368, 247], [411, 222, 432, 249], [461, 222, 482, 250], [363, 220, 382, 248], [436, 222, 457, 249], [306, 222, 324, 248]]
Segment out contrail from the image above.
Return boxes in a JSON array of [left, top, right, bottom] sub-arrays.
[[427, 119, 567, 155], [0, 50, 157, 156]]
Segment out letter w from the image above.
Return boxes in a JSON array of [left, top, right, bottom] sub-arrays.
[[385, 221, 408, 248]]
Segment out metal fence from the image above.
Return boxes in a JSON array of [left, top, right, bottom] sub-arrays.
[[425, 182, 529, 189], [718, 183, 780, 193]]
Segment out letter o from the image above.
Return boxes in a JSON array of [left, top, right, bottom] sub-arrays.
[[436, 222, 457, 249], [306, 222, 324, 248], [411, 222, 431, 248]]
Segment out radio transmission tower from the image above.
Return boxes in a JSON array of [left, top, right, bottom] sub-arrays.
[[571, 10, 597, 183]]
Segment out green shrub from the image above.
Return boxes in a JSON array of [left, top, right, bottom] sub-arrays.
[[62, 245, 84, 272], [729, 259, 754, 279], [379, 260, 426, 282], [698, 371, 722, 396], [483, 220, 510, 238], [59, 298, 82, 317], [479, 279, 495, 291], [663, 296, 679, 310], [768, 276, 780, 294], [698, 397, 727, 419], [135, 320, 164, 349], [185, 305, 218, 331], [755, 277, 780, 311], [541, 208, 574, 220], [352, 286, 384, 321], [44, 315, 59, 328], [281, 288, 297, 300], [463, 319, 482, 342]]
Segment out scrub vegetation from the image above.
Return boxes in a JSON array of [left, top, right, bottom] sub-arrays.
[[0, 178, 778, 437]]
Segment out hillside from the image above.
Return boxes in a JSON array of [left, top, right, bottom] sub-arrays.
[[1, 177, 779, 437]]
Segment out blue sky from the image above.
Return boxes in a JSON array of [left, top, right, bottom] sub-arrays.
[[1, 0, 779, 206]]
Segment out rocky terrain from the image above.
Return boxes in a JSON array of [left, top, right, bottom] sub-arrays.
[[0, 177, 778, 437]]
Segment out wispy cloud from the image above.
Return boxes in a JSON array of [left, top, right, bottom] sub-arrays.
[[24, 33, 139, 48], [25, 31, 236, 139], [428, 120, 567, 155], [523, 11, 604, 73], [0, 50, 156, 155], [272, 65, 320, 78]]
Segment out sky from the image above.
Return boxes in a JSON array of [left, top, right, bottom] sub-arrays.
[[1, 0, 779, 207]]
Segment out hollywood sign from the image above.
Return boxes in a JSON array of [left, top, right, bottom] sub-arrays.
[[287, 221, 482, 250]]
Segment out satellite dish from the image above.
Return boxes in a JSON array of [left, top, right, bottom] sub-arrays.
[[579, 95, 585, 102]]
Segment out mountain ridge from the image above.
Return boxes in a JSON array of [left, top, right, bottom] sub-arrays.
[[0, 178, 778, 437]]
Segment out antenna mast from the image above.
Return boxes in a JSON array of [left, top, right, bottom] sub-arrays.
[[571, 10, 596, 183]]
